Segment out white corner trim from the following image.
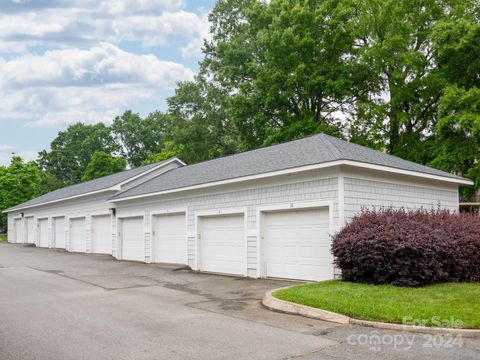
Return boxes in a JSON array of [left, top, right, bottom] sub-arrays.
[[338, 174, 345, 230], [110, 160, 470, 203]]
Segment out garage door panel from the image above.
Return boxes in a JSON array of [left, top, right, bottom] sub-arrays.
[[121, 217, 144, 262], [14, 219, 23, 244], [263, 208, 332, 281], [26, 217, 35, 244], [152, 213, 186, 264], [38, 219, 49, 248], [54, 217, 66, 249], [199, 214, 245, 276], [91, 215, 112, 254], [70, 218, 86, 252]]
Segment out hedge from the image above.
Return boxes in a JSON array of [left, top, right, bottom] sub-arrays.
[[331, 208, 480, 287]]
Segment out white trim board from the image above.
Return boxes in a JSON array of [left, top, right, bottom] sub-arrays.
[[111, 160, 471, 203]]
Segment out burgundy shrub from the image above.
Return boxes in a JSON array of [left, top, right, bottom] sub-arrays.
[[331, 208, 480, 287]]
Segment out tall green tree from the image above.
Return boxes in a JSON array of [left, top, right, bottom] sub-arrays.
[[82, 151, 126, 181], [349, 0, 456, 161], [430, 11, 480, 198], [430, 87, 480, 198], [166, 80, 238, 163], [0, 157, 41, 228], [200, 0, 364, 148], [111, 110, 173, 167], [37, 123, 119, 185]]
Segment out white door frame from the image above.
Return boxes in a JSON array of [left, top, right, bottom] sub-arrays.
[[116, 212, 145, 261], [194, 207, 248, 276], [256, 200, 333, 279], [150, 208, 188, 265]]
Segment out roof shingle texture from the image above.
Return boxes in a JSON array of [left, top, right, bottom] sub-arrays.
[[6, 159, 172, 212], [111, 133, 465, 200]]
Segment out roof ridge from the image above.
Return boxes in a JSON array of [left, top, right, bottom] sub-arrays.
[[318, 133, 343, 159], [166, 133, 326, 171]]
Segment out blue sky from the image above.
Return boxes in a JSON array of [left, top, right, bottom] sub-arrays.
[[0, 0, 216, 165]]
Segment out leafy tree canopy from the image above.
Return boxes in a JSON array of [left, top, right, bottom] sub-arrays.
[[82, 151, 127, 182], [0, 157, 41, 228], [112, 110, 173, 167], [37, 123, 119, 186]]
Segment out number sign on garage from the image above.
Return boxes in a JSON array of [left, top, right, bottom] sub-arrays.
[[260, 206, 332, 281]]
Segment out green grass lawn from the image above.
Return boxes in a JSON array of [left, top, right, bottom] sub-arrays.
[[0, 233, 7, 241], [273, 280, 480, 329]]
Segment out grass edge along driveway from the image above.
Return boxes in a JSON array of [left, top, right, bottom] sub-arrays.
[[273, 280, 480, 329]]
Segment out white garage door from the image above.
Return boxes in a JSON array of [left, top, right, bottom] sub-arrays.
[[91, 215, 112, 254], [152, 213, 186, 264], [121, 217, 144, 262], [198, 214, 245, 276], [70, 217, 86, 252], [14, 219, 23, 244], [262, 208, 332, 281], [53, 217, 66, 249], [38, 218, 49, 248], [26, 217, 35, 244]]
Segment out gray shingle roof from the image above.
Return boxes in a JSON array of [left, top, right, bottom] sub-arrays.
[[111, 133, 468, 201], [5, 158, 175, 212]]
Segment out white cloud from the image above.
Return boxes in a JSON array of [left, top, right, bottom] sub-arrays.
[[99, 0, 185, 14], [0, 148, 38, 166], [0, 43, 194, 127], [1, 43, 194, 88], [180, 12, 211, 59], [0, 2, 208, 52], [0, 0, 213, 159]]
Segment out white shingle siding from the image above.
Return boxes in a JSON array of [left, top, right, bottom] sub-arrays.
[[115, 171, 339, 273], [342, 174, 459, 223]]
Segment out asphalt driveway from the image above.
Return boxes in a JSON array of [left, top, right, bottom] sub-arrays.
[[0, 243, 478, 360]]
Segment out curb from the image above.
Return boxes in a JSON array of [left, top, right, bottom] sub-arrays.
[[262, 288, 480, 338]]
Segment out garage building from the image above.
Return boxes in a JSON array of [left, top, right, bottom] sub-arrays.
[[5, 158, 184, 253], [5, 134, 472, 281]]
